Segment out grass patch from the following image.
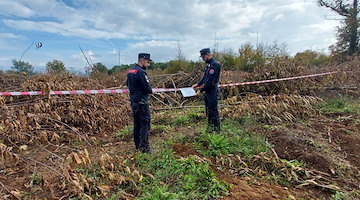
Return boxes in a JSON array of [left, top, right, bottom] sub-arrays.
[[330, 191, 349, 200], [317, 96, 360, 114], [236, 115, 258, 127], [134, 150, 229, 199], [153, 108, 204, 125], [151, 124, 173, 135], [196, 119, 270, 157], [171, 111, 203, 126]]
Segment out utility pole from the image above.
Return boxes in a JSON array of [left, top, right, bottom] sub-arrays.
[[118, 49, 121, 66]]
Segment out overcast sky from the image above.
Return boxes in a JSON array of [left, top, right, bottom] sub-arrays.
[[0, 0, 340, 72]]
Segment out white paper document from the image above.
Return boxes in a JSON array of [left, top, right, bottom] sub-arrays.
[[180, 87, 196, 97]]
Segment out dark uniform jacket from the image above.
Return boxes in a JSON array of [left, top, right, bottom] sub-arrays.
[[126, 64, 153, 102], [198, 57, 221, 93]]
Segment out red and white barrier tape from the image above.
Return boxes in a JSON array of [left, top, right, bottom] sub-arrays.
[[218, 71, 338, 87], [0, 71, 338, 96], [0, 88, 182, 96]]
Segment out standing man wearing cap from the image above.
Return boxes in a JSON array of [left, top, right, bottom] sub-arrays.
[[192, 48, 221, 132], [126, 53, 157, 153]]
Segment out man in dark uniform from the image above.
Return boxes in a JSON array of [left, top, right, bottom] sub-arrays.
[[192, 48, 221, 132], [126, 53, 157, 153]]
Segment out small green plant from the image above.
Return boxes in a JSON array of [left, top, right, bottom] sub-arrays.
[[28, 172, 42, 186], [74, 163, 104, 185], [283, 159, 305, 168], [330, 191, 349, 200], [263, 175, 291, 187], [237, 115, 257, 127], [170, 109, 203, 126], [197, 132, 233, 156], [115, 125, 132, 140], [151, 124, 171, 135], [142, 185, 175, 200], [172, 115, 191, 125], [107, 191, 124, 200], [187, 111, 202, 122]]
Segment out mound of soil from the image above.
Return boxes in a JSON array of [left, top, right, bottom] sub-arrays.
[[269, 133, 334, 173]]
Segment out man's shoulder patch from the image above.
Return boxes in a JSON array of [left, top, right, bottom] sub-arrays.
[[209, 69, 215, 74], [128, 69, 139, 74]]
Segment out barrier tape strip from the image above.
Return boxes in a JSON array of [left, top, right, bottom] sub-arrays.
[[218, 71, 338, 87], [0, 71, 338, 96]]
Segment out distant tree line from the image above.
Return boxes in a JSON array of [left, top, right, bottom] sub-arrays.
[[2, 43, 331, 77]]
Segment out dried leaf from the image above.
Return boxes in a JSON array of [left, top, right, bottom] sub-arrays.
[[19, 145, 28, 151], [10, 189, 21, 198], [50, 133, 60, 144], [72, 153, 83, 165]]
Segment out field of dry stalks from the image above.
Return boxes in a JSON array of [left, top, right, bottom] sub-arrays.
[[0, 57, 358, 199]]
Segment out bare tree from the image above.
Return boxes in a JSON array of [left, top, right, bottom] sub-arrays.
[[318, 0, 359, 57], [176, 41, 186, 61]]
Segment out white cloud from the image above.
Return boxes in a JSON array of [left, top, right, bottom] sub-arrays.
[[306, 20, 339, 32], [272, 14, 284, 22], [0, 33, 20, 39], [0, 1, 35, 17], [282, 2, 308, 12]]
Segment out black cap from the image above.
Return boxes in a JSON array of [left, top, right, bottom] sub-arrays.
[[138, 53, 152, 61], [199, 48, 211, 57]]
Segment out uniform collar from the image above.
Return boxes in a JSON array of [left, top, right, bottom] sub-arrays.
[[205, 57, 214, 64], [135, 64, 146, 70]]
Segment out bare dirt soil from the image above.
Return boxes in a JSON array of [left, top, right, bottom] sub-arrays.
[[265, 112, 360, 199]]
